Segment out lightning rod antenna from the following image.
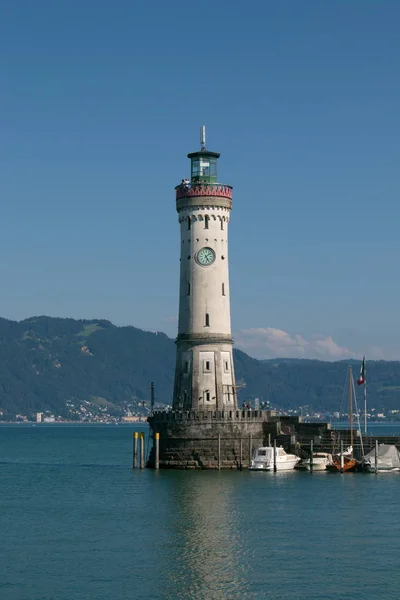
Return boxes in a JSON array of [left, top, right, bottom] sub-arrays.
[[200, 125, 206, 150]]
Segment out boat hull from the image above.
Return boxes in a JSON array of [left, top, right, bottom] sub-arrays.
[[326, 458, 359, 472], [302, 459, 329, 471], [249, 457, 300, 471]]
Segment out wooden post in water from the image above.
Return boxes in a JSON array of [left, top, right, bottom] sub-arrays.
[[218, 433, 221, 470], [249, 433, 252, 467], [273, 439, 277, 472], [239, 438, 243, 471], [155, 432, 160, 470], [340, 440, 344, 473], [133, 431, 138, 469], [375, 439, 378, 474], [310, 439, 314, 473], [140, 432, 145, 469]]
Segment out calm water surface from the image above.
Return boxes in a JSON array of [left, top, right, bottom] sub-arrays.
[[1, 424, 399, 600]]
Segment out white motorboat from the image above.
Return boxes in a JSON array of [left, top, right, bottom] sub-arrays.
[[249, 446, 300, 471], [301, 452, 332, 471]]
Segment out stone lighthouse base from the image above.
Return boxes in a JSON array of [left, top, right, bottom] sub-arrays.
[[147, 410, 270, 469]]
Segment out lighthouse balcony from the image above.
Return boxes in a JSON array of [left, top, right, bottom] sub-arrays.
[[176, 182, 232, 201]]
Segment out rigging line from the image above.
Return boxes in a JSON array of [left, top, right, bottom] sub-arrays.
[[339, 367, 348, 418]]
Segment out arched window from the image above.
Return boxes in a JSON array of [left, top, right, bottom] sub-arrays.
[[205, 313, 210, 327], [204, 216, 209, 230], [187, 216, 191, 230]]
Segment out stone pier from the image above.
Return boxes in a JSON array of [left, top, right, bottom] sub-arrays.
[[147, 409, 271, 469]]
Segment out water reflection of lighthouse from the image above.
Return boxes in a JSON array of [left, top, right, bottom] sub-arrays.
[[161, 474, 250, 599]]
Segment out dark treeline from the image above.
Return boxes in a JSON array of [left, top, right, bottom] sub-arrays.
[[0, 316, 399, 419]]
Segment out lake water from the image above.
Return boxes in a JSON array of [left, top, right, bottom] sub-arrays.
[[1, 424, 400, 600]]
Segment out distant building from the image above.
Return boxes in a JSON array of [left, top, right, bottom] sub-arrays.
[[43, 415, 55, 423], [36, 412, 43, 423]]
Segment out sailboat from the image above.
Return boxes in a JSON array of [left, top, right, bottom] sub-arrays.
[[326, 365, 363, 472]]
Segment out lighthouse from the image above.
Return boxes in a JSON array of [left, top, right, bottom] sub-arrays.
[[147, 129, 267, 470], [172, 127, 237, 411]]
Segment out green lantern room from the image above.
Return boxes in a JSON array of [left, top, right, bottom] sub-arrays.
[[188, 149, 220, 185]]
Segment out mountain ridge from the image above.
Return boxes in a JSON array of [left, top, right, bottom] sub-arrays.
[[0, 315, 399, 419]]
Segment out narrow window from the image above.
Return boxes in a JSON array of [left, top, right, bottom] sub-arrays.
[[204, 216, 209, 229], [206, 361, 210, 371], [205, 390, 210, 402], [184, 361, 189, 373], [187, 282, 190, 295], [221, 219, 224, 230], [183, 391, 187, 404], [222, 283, 225, 296], [205, 313, 210, 327], [187, 216, 191, 230], [225, 361, 229, 372]]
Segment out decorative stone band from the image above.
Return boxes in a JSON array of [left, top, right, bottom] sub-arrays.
[[149, 409, 270, 423], [176, 197, 232, 211], [176, 332, 233, 345], [176, 183, 233, 200]]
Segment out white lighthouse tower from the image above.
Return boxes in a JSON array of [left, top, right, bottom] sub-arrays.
[[173, 127, 237, 411]]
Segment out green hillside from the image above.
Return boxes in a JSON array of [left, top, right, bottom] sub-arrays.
[[0, 316, 399, 419]]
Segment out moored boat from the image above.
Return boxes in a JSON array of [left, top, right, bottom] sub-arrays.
[[361, 444, 400, 472], [302, 452, 332, 471], [249, 446, 300, 471], [326, 365, 364, 472], [326, 446, 359, 472]]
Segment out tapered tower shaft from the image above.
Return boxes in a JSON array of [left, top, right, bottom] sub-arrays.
[[172, 129, 237, 411]]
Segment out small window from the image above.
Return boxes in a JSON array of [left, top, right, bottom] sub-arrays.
[[205, 313, 210, 327], [205, 360, 210, 371], [224, 361, 229, 372], [204, 216, 209, 230], [222, 283, 225, 296], [205, 390, 210, 402], [187, 217, 191, 230], [184, 361, 189, 373], [221, 219, 224, 230], [183, 391, 187, 403], [187, 282, 190, 295]]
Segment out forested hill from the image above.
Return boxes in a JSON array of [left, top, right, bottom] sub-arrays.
[[1, 316, 400, 419]]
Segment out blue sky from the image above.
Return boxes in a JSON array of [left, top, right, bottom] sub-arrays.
[[1, 1, 399, 360]]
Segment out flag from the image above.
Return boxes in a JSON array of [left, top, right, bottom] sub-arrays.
[[357, 355, 366, 385]]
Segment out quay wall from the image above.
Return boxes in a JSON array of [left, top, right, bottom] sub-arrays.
[[147, 410, 270, 469]]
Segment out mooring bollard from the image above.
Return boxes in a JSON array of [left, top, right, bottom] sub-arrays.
[[340, 440, 344, 473], [239, 438, 243, 471], [310, 439, 314, 473], [140, 432, 145, 469], [273, 439, 277, 472], [155, 432, 160, 470], [218, 433, 221, 470], [133, 431, 138, 469], [375, 439, 378, 474]]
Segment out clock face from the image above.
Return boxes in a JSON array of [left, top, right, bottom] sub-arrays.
[[196, 247, 216, 266]]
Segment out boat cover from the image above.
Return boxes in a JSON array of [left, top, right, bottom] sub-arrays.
[[363, 444, 400, 469]]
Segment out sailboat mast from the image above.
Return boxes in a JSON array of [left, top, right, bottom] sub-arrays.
[[364, 357, 367, 434], [349, 366, 353, 448]]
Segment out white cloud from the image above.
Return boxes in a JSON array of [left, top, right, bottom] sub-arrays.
[[235, 327, 355, 361]]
